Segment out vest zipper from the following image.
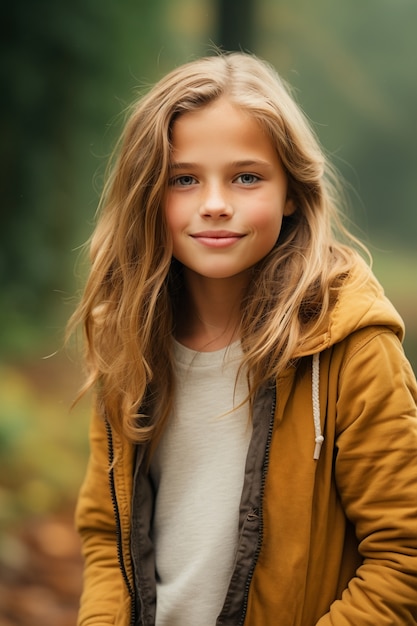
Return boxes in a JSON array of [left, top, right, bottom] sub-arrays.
[[238, 384, 277, 626], [105, 419, 137, 626]]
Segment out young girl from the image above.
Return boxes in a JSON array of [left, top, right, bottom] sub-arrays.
[[71, 52, 417, 625]]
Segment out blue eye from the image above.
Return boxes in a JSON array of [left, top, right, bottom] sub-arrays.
[[236, 173, 259, 185], [171, 175, 197, 186]]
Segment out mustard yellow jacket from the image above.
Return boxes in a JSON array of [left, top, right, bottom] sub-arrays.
[[76, 262, 417, 625]]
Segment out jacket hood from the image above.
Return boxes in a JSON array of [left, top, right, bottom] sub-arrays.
[[296, 257, 405, 358], [294, 258, 405, 461]]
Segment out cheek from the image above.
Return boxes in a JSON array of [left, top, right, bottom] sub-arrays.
[[252, 203, 284, 237], [163, 197, 181, 235], [253, 209, 284, 257]]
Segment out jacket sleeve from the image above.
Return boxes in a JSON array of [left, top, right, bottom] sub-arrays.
[[317, 329, 417, 625], [75, 409, 129, 625]]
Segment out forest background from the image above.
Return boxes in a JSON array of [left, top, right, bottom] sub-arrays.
[[1, 1, 416, 624]]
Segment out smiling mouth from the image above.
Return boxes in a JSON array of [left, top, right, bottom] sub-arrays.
[[190, 231, 245, 248], [192, 230, 244, 237]]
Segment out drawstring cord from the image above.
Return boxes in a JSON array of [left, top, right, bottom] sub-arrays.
[[312, 353, 324, 460]]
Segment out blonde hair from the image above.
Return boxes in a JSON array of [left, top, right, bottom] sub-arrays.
[[68, 52, 367, 446]]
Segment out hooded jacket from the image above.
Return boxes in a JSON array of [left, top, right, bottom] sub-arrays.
[[75, 260, 417, 626]]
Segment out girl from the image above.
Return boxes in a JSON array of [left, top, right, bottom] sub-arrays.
[[70, 52, 417, 625]]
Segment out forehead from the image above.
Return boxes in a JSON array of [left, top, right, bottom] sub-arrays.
[[170, 98, 277, 165], [172, 98, 254, 137]]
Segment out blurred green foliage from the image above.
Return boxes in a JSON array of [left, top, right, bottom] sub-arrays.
[[257, 0, 417, 248], [0, 0, 416, 533]]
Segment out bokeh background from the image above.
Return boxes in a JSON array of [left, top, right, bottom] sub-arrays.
[[1, 1, 416, 623]]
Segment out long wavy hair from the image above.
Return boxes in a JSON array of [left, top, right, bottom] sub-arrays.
[[68, 52, 367, 447]]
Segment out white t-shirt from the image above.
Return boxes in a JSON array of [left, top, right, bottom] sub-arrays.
[[150, 340, 252, 625]]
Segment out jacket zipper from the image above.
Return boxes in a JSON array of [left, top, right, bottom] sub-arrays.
[[238, 385, 277, 626], [105, 419, 137, 626]]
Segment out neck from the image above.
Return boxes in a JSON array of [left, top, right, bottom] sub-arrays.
[[175, 271, 249, 351]]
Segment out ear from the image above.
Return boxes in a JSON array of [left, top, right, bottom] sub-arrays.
[[283, 197, 296, 216]]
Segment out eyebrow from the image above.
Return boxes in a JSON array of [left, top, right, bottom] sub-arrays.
[[169, 159, 272, 170], [169, 162, 196, 171], [231, 160, 272, 169]]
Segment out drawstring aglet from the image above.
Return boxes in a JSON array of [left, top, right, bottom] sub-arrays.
[[313, 435, 324, 460]]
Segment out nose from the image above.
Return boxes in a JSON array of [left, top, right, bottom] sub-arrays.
[[199, 182, 233, 219]]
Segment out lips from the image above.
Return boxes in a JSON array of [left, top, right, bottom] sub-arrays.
[[190, 230, 245, 248]]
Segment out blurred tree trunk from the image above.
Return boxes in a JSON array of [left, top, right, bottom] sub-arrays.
[[216, 0, 255, 52]]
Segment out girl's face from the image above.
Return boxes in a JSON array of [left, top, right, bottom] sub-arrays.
[[164, 97, 294, 287]]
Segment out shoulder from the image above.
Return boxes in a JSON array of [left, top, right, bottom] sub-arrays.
[[327, 327, 417, 439]]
